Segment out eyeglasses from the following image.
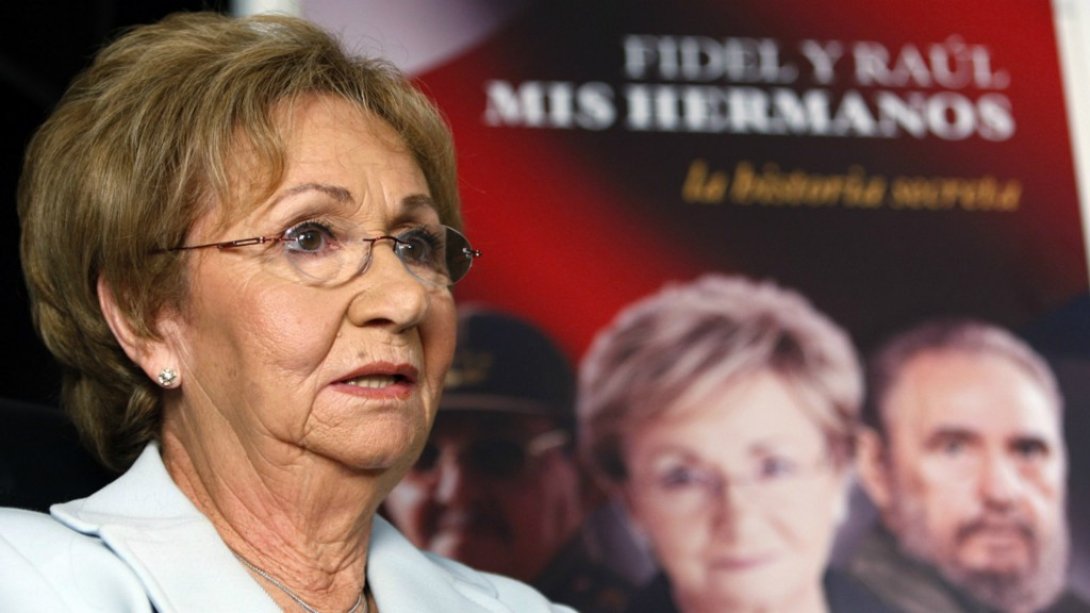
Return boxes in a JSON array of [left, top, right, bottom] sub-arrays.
[[161, 222, 480, 288], [410, 430, 569, 481], [632, 454, 831, 517]]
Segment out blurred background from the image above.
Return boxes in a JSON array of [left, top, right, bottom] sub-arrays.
[[2, 0, 229, 405], [3, 0, 1090, 605]]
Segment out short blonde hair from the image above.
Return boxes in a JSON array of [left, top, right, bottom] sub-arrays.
[[19, 12, 460, 471], [577, 274, 862, 485]]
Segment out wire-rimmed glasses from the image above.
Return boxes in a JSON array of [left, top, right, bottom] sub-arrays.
[[161, 222, 480, 288], [632, 453, 833, 517]]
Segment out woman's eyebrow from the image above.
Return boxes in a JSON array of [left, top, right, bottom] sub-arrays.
[[402, 193, 438, 213], [268, 183, 354, 210], [393, 193, 440, 224]]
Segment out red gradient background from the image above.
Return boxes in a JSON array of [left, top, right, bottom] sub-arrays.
[[385, 0, 1090, 594], [415, 0, 1086, 361]]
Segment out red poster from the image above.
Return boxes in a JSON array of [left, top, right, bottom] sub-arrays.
[[308, 1, 1090, 610]]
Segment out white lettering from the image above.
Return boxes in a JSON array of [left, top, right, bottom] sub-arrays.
[[799, 40, 844, 84], [484, 81, 617, 129], [623, 35, 660, 79], [977, 93, 1015, 140], [875, 92, 928, 138], [832, 91, 880, 137], [927, 93, 976, 139], [621, 35, 796, 83]]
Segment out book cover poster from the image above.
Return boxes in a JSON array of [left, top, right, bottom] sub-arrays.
[[309, 0, 1090, 607]]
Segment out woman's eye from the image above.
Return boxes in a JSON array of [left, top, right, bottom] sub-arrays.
[[396, 227, 443, 267], [758, 456, 797, 480], [941, 438, 966, 456], [283, 222, 336, 254], [657, 465, 702, 489]]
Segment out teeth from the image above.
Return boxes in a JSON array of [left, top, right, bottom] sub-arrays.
[[345, 375, 399, 388]]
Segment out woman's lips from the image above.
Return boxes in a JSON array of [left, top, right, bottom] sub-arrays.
[[710, 553, 776, 572], [332, 362, 418, 399]]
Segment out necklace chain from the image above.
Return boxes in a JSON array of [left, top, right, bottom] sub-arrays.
[[231, 549, 368, 613]]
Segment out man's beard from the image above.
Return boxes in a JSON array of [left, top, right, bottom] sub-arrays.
[[886, 492, 1069, 612]]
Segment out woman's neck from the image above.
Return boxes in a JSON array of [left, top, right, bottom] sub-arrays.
[[160, 425, 380, 612], [677, 582, 829, 613]]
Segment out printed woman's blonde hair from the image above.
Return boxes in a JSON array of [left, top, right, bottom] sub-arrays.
[[578, 274, 862, 485]]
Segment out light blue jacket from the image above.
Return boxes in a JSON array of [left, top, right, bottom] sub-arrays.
[[0, 443, 575, 612]]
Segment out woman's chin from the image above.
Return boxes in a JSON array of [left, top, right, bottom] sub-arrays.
[[302, 425, 424, 475], [681, 565, 811, 613]]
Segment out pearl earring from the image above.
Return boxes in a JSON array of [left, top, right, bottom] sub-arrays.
[[157, 368, 179, 388]]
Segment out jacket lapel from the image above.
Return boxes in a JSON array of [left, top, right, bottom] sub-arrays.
[[51, 442, 526, 612], [50, 443, 276, 613]]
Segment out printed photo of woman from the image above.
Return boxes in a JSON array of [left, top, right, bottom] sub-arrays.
[[577, 274, 894, 613]]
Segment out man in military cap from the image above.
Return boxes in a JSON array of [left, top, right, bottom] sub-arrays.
[[384, 306, 631, 612]]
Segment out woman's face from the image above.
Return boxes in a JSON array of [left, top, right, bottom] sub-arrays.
[[621, 369, 845, 613], [159, 95, 456, 480]]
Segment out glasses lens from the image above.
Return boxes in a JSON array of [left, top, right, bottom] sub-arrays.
[[280, 223, 348, 285], [388, 225, 477, 288], [441, 226, 476, 285], [281, 224, 477, 287]]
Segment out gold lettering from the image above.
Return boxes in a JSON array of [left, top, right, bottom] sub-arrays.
[[682, 159, 728, 203]]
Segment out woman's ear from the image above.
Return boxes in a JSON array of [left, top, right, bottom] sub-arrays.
[[97, 275, 181, 387], [855, 426, 894, 512]]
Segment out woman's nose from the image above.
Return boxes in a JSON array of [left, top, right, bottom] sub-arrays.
[[708, 479, 762, 533], [346, 243, 430, 331]]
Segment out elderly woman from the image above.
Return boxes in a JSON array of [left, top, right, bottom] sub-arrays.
[[578, 274, 892, 613], [0, 12, 572, 613]]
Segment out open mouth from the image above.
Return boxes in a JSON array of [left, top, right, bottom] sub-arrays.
[[343, 373, 412, 388], [334, 363, 418, 396]]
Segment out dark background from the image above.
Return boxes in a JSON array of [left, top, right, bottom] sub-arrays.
[[1, 1, 228, 408]]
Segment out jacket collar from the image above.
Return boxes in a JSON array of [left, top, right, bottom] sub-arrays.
[[51, 442, 276, 612], [50, 442, 504, 612], [849, 527, 993, 613]]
